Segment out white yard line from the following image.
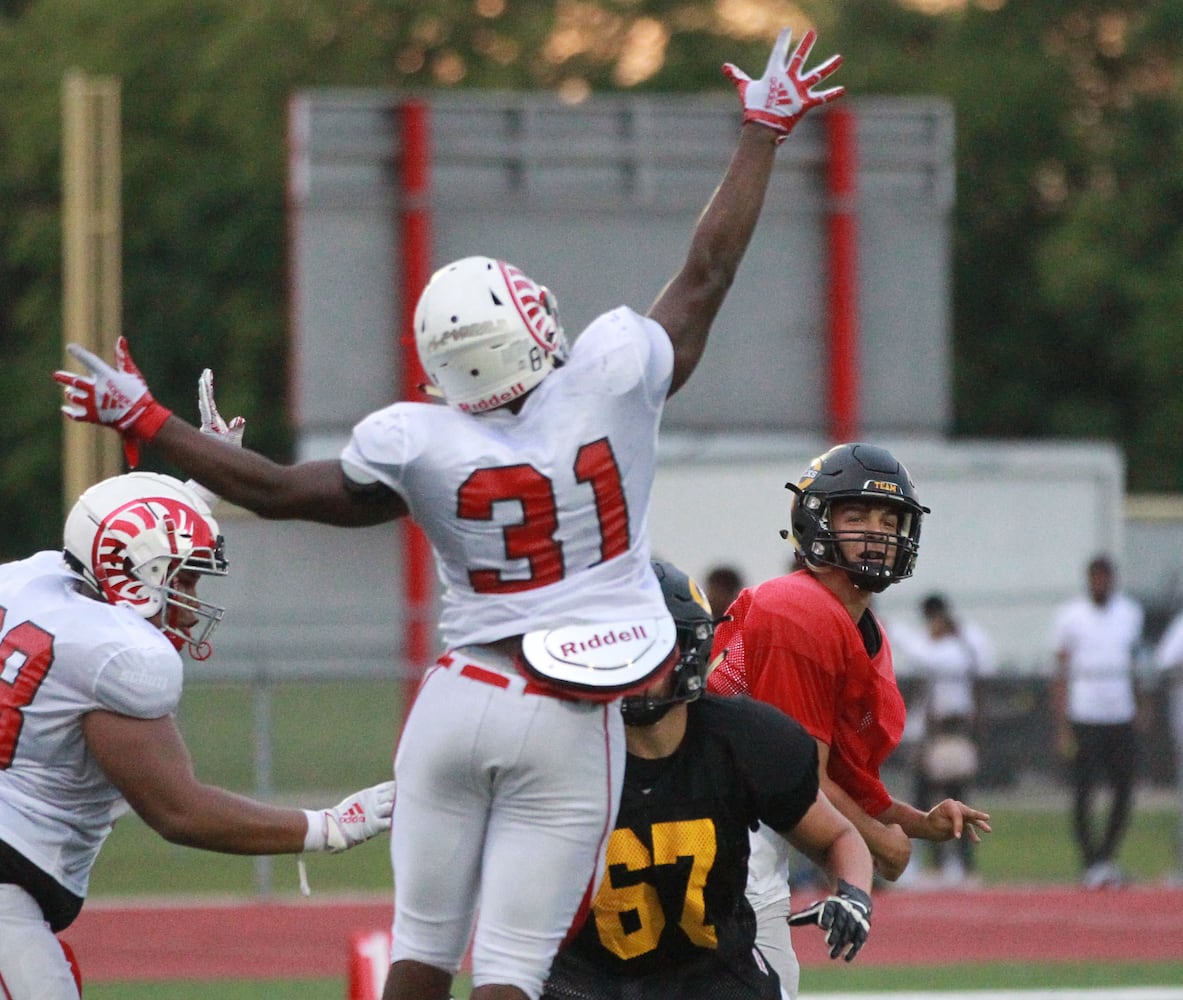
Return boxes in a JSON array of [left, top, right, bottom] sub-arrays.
[[814, 991, 1183, 1000]]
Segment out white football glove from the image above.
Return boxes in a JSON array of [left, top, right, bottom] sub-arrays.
[[53, 336, 173, 468], [185, 368, 246, 508], [302, 780, 395, 854], [787, 878, 872, 961], [724, 28, 845, 141]]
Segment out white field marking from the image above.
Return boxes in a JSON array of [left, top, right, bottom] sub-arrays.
[[815, 991, 1183, 1000]]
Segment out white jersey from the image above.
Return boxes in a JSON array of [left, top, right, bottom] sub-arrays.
[[0, 551, 182, 898], [1050, 592, 1144, 724], [342, 305, 674, 649], [893, 620, 996, 726]]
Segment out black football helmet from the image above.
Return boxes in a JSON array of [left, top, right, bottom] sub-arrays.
[[783, 443, 929, 594], [621, 560, 716, 727]]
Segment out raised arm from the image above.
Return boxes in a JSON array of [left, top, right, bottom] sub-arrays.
[[53, 337, 408, 526], [649, 28, 844, 396]]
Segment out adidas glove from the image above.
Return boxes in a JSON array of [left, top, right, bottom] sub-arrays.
[[53, 336, 172, 468], [724, 28, 845, 141], [787, 878, 872, 961], [303, 780, 395, 854], [185, 368, 246, 508]]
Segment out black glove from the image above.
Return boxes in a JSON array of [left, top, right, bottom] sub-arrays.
[[787, 878, 872, 961]]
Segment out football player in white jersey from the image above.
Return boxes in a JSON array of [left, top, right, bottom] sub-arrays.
[[0, 471, 395, 1000], [53, 28, 845, 1000]]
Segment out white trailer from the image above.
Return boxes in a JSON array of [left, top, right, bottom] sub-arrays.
[[649, 434, 1125, 675]]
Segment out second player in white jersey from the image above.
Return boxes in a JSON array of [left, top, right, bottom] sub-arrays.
[[0, 471, 393, 1000]]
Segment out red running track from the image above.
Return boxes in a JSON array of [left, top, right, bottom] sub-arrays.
[[62, 885, 1183, 982]]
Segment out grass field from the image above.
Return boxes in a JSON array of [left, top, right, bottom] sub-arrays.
[[88, 678, 1181, 895], [80, 679, 1183, 998], [82, 961, 1183, 999]]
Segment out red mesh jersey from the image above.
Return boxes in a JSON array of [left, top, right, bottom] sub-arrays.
[[708, 571, 904, 816]]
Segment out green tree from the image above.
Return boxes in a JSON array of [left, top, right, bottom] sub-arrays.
[[5, 0, 1183, 558]]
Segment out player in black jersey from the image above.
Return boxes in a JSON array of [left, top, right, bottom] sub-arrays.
[[542, 560, 874, 1000]]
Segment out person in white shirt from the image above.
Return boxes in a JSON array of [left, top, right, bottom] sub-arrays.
[[894, 593, 996, 885], [53, 28, 846, 1000], [0, 470, 393, 1000], [1152, 607, 1183, 883], [1050, 554, 1145, 889]]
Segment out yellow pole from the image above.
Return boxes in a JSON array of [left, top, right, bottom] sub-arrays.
[[62, 70, 122, 516]]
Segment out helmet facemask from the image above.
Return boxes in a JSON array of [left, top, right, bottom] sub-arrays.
[[783, 443, 928, 594], [788, 488, 921, 593], [122, 521, 228, 659], [621, 562, 717, 727]]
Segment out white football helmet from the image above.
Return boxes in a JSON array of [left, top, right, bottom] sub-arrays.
[[414, 256, 568, 413], [63, 472, 228, 659]]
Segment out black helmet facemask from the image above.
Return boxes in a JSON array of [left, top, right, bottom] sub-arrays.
[[621, 561, 716, 727], [783, 443, 929, 593]]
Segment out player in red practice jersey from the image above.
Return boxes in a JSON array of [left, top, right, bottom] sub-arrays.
[[707, 443, 992, 997]]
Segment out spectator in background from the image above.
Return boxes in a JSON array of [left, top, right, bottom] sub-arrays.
[[705, 564, 744, 619], [1152, 607, 1183, 885], [893, 593, 996, 886], [1050, 554, 1145, 889]]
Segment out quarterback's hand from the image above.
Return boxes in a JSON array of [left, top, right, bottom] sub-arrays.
[[787, 879, 872, 961], [53, 336, 172, 468], [185, 368, 246, 507], [724, 28, 845, 140], [302, 780, 395, 854]]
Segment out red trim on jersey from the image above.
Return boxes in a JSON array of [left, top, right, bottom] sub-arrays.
[[562, 701, 619, 945], [708, 571, 904, 816]]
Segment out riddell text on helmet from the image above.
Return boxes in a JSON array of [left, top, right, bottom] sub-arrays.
[[459, 382, 527, 413]]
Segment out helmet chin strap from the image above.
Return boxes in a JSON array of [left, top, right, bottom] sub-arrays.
[[622, 700, 676, 728]]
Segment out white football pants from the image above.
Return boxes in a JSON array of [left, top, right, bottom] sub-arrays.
[[0, 884, 81, 1000], [389, 649, 625, 1000]]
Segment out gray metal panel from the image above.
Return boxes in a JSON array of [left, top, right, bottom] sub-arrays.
[[287, 90, 954, 450], [197, 509, 408, 680], [288, 93, 401, 452]]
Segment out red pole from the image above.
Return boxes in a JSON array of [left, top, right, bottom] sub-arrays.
[[398, 100, 434, 698], [824, 106, 860, 444]]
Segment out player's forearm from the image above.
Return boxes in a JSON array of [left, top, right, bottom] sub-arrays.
[[683, 125, 779, 297], [652, 125, 779, 394], [153, 419, 400, 525], [876, 798, 930, 839], [152, 416, 297, 513], [818, 825, 874, 895], [138, 782, 309, 855], [820, 776, 911, 879]]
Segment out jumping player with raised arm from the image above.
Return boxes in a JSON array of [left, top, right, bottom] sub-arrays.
[[0, 466, 393, 999], [54, 28, 844, 1000]]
